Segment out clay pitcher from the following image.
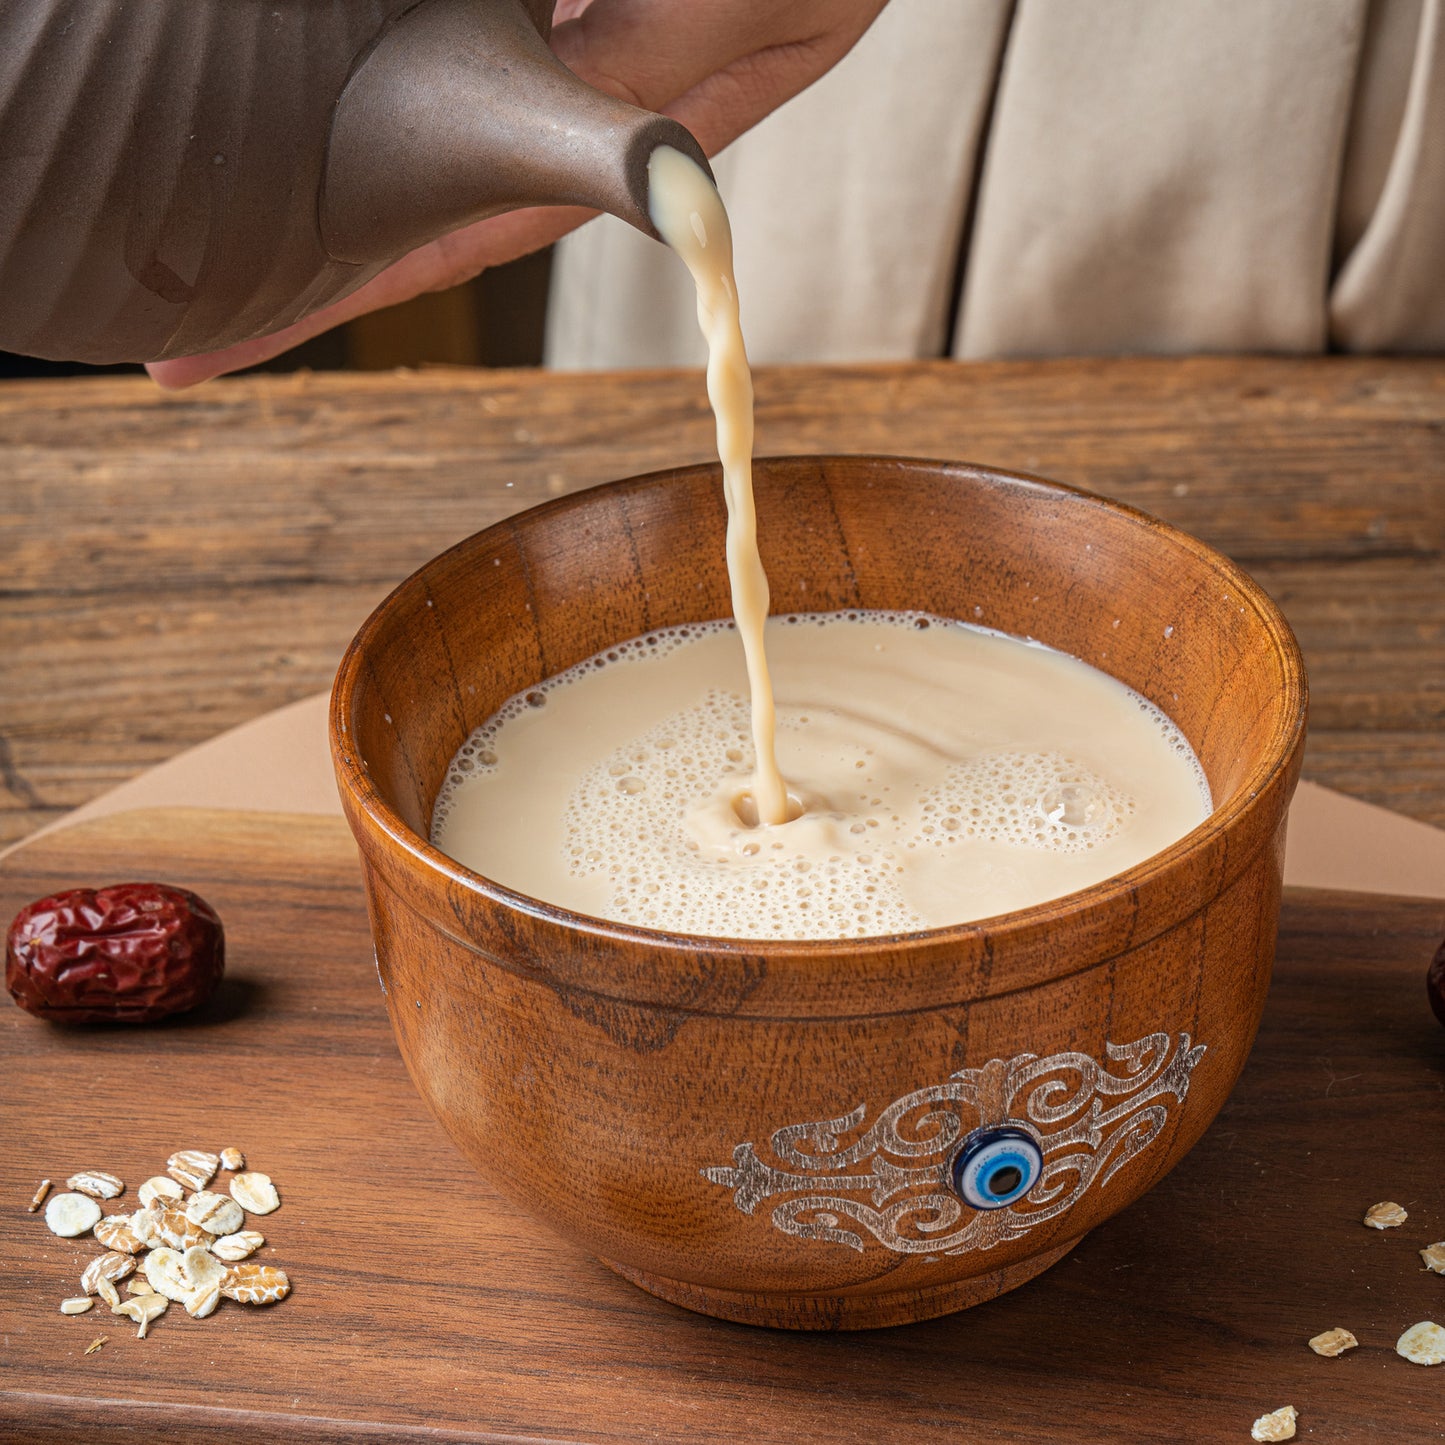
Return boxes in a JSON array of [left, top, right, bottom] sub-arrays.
[[0, 0, 709, 363]]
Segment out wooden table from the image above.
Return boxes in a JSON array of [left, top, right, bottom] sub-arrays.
[[2, 358, 1444, 1441], [3, 811, 1444, 1443], [3, 356, 1444, 848]]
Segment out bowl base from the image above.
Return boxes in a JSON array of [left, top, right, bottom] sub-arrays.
[[601, 1236, 1081, 1331]]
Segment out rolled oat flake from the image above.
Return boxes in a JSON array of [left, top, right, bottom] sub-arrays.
[[66, 1170, 124, 1200], [1250, 1405, 1297, 1442], [44, 1191, 101, 1238], [138, 1175, 183, 1208], [1364, 1200, 1408, 1229], [229, 1171, 280, 1215], [1308, 1327, 1358, 1357], [1397, 1321, 1445, 1366]]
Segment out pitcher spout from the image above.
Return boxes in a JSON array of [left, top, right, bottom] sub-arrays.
[[320, 0, 711, 266]]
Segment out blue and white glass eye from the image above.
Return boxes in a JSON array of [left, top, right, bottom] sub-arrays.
[[948, 1126, 1043, 1210]]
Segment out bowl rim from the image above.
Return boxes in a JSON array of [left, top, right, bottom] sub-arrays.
[[330, 454, 1308, 961]]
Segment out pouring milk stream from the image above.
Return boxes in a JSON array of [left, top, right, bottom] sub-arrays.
[[645, 145, 791, 827], [432, 149, 1211, 940]]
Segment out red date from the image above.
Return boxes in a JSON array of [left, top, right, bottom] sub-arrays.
[[1429, 937, 1445, 1030], [6, 883, 224, 1024]]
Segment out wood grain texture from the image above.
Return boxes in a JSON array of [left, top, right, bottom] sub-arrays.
[[3, 809, 1443, 1439], [2, 357, 1442, 847]]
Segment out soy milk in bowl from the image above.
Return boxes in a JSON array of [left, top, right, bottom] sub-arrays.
[[432, 612, 1212, 938]]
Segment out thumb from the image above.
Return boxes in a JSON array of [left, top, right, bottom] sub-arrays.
[[550, 0, 783, 111], [551, 0, 887, 153]]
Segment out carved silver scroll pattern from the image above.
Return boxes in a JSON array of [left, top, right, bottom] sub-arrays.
[[702, 1032, 1206, 1255]]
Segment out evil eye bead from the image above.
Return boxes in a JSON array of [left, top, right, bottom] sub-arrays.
[[949, 1126, 1043, 1210]]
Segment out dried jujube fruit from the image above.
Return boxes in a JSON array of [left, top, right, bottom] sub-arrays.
[[1428, 937, 1445, 1029], [5, 883, 223, 1024]]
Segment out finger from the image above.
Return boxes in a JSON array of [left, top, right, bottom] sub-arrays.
[[551, 0, 778, 111], [652, 40, 851, 156], [551, 0, 597, 23], [552, 0, 884, 115], [145, 288, 384, 389]]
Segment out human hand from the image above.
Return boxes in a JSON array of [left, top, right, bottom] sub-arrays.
[[146, 0, 888, 388]]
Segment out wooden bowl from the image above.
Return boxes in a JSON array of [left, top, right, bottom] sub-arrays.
[[330, 456, 1306, 1330]]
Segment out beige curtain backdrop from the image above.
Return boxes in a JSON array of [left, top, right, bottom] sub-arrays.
[[546, 0, 1444, 367]]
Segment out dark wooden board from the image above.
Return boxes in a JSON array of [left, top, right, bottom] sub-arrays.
[[3, 357, 1443, 847], [2, 808, 1444, 1442]]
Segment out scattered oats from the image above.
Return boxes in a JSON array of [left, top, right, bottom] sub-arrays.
[[185, 1190, 243, 1237], [115, 1293, 167, 1338], [94, 1214, 146, 1254], [1364, 1201, 1408, 1230], [1250, 1405, 1297, 1442], [66, 1170, 123, 1200], [1397, 1321, 1445, 1365], [143, 1247, 190, 1303], [44, 1191, 102, 1238], [1308, 1327, 1358, 1357], [229, 1171, 279, 1215], [1421, 1243, 1445, 1274], [151, 1204, 216, 1251], [82, 1335, 107, 1354], [138, 1175, 183, 1208], [33, 1146, 291, 1339], [211, 1229, 265, 1262], [81, 1251, 136, 1295], [221, 1262, 290, 1305], [166, 1150, 219, 1192]]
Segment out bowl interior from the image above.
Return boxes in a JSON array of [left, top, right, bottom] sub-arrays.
[[336, 457, 1303, 912]]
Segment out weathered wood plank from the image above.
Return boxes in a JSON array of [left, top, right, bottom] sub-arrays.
[[4, 360, 1443, 589]]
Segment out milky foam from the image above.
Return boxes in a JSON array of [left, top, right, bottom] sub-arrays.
[[432, 612, 1211, 940], [559, 685, 919, 938]]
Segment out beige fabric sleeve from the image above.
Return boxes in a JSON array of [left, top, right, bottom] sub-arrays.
[[545, 0, 1009, 368], [544, 0, 1443, 366], [955, 0, 1367, 358], [1331, 0, 1445, 350]]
